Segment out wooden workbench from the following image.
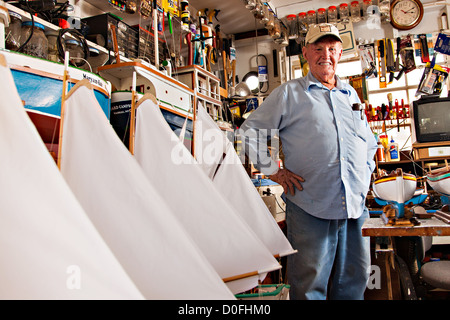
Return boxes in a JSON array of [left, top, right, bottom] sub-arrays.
[[362, 216, 450, 237]]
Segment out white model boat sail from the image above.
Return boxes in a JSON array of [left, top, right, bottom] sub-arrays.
[[59, 80, 235, 300], [133, 95, 281, 294], [0, 55, 143, 300], [194, 104, 296, 258]]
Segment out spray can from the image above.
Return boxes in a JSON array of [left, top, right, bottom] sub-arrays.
[[376, 141, 386, 162], [388, 137, 400, 161], [181, 1, 190, 28]]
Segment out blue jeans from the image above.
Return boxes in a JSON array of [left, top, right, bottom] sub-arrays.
[[285, 199, 370, 300]]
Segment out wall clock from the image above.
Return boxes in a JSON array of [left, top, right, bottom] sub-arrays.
[[390, 0, 424, 30]]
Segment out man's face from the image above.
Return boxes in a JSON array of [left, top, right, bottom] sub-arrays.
[[302, 36, 343, 85]]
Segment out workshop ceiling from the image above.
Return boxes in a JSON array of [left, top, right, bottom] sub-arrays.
[[188, 0, 443, 35], [188, 0, 315, 35], [188, 0, 258, 35]]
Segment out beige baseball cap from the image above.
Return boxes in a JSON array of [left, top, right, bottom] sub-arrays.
[[305, 23, 342, 44]]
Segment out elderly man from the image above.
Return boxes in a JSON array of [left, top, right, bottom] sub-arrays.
[[240, 24, 377, 300]]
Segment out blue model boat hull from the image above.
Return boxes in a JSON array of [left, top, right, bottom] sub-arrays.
[[2, 50, 111, 144], [11, 69, 110, 119]]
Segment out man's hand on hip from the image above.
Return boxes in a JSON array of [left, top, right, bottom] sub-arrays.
[[269, 168, 305, 196]]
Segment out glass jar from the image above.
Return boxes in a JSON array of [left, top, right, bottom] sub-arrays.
[[280, 27, 289, 47], [350, 1, 361, 23], [286, 14, 298, 39], [20, 21, 48, 59], [379, 0, 390, 22], [242, 0, 256, 10], [65, 39, 84, 66], [45, 29, 59, 62], [362, 0, 372, 20], [379, 0, 390, 13], [270, 18, 281, 39], [252, 0, 264, 20], [298, 12, 308, 33], [327, 6, 338, 24], [317, 8, 327, 24], [265, 10, 275, 30], [306, 10, 316, 27], [275, 25, 288, 46], [261, 3, 270, 24], [339, 3, 350, 24], [5, 11, 22, 51]]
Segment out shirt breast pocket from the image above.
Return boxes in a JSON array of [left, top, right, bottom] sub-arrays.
[[351, 111, 367, 142]]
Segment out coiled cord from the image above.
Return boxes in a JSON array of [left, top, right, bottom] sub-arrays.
[[57, 28, 89, 67]]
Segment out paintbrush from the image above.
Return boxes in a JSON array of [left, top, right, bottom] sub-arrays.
[[387, 93, 393, 125]]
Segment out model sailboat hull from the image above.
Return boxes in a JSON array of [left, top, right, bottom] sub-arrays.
[[427, 167, 450, 196], [372, 170, 417, 204], [2, 50, 110, 144], [0, 54, 144, 299]]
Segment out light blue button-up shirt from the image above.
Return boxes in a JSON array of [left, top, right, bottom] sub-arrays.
[[240, 72, 377, 220]]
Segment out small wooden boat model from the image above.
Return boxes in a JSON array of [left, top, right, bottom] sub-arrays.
[[373, 168, 417, 204]]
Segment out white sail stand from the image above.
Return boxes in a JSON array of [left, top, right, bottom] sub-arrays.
[[134, 95, 281, 294], [0, 55, 143, 299], [194, 104, 296, 259], [60, 79, 235, 300]]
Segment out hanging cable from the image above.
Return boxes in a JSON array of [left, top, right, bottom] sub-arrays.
[[254, 19, 269, 94], [257, 53, 269, 94], [57, 28, 89, 67]]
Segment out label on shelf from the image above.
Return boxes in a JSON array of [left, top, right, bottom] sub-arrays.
[[428, 146, 450, 157]]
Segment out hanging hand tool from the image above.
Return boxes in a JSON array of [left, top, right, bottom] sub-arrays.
[[360, 43, 377, 78], [191, 15, 213, 69], [198, 8, 208, 22], [207, 10, 219, 28], [226, 59, 236, 97], [167, 12, 173, 34], [394, 99, 400, 132], [418, 34, 430, 63], [395, 37, 401, 72], [109, 24, 121, 64], [207, 9, 218, 48], [394, 37, 405, 81], [198, 8, 213, 47], [399, 36, 416, 74], [207, 45, 217, 71], [215, 25, 222, 53], [395, 64, 405, 80], [377, 39, 387, 88], [222, 50, 228, 92], [381, 103, 387, 133], [386, 39, 395, 84], [231, 59, 236, 88], [205, 45, 212, 71]]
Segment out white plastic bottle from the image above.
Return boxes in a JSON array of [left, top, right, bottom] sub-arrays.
[[388, 137, 399, 161]]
